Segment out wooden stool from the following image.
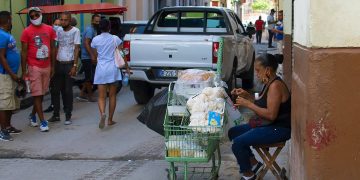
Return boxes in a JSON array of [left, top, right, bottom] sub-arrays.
[[253, 142, 288, 180]]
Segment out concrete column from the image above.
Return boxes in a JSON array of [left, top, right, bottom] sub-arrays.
[[281, 0, 292, 88], [136, 0, 143, 20], [142, 0, 149, 20], [126, 0, 137, 20], [291, 0, 360, 179]]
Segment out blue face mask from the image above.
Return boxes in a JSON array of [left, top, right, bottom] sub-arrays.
[[53, 25, 60, 31]]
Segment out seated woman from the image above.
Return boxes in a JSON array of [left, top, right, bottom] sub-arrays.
[[228, 53, 291, 180]]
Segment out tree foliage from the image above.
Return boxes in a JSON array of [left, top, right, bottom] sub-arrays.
[[252, 0, 271, 11]]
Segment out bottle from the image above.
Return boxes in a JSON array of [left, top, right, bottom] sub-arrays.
[[25, 76, 31, 93], [122, 73, 129, 87]]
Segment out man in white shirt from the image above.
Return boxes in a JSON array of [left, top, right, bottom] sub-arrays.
[[48, 11, 80, 125], [267, 9, 276, 48]]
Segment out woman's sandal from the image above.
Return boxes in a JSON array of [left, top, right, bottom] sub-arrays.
[[99, 114, 106, 129], [108, 121, 117, 126]]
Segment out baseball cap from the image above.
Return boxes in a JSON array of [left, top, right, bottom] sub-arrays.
[[28, 7, 41, 15], [271, 9, 276, 13]]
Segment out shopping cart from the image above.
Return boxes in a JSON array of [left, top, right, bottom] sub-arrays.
[[164, 83, 227, 180]]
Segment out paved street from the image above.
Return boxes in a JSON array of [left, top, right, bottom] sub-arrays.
[[0, 43, 288, 180]]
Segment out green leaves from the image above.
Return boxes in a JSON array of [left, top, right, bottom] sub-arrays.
[[252, 0, 271, 11]]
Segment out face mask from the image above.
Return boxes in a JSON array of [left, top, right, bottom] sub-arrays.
[[30, 15, 43, 26], [53, 25, 59, 31]]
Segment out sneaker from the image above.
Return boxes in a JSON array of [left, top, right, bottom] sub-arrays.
[[39, 120, 49, 132], [43, 104, 54, 113], [240, 175, 256, 180], [48, 115, 60, 122], [65, 113, 72, 121], [76, 96, 89, 102], [252, 162, 263, 174], [64, 120, 72, 125], [6, 126, 22, 134], [29, 114, 38, 127], [0, 129, 13, 141], [88, 97, 97, 102]]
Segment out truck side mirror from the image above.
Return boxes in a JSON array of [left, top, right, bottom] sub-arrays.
[[246, 27, 256, 35]]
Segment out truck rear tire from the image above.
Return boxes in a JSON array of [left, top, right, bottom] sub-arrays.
[[242, 54, 255, 89], [130, 80, 155, 104]]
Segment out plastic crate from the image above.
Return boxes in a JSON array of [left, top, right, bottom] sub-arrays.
[[164, 115, 221, 162], [173, 79, 214, 98]]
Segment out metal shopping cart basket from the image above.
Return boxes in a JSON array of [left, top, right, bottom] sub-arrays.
[[164, 83, 227, 180]]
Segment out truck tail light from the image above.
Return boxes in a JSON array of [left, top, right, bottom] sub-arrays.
[[123, 41, 131, 61], [212, 42, 219, 64]]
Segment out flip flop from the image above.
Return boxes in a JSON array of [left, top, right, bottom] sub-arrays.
[[99, 114, 106, 129], [108, 121, 117, 126]]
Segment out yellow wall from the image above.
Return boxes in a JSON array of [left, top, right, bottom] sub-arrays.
[[294, 0, 360, 47], [0, 0, 27, 48]]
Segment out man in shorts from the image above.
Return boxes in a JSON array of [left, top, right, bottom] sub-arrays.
[[78, 14, 100, 102], [0, 11, 22, 141], [21, 7, 56, 132]]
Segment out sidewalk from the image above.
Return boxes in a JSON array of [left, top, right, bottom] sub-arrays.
[[7, 40, 290, 180]]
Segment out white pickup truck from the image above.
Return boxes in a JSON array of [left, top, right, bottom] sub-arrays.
[[123, 7, 255, 104]]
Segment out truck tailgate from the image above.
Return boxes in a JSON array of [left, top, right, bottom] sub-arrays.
[[128, 35, 215, 68]]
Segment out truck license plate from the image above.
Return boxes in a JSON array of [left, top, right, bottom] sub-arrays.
[[159, 70, 177, 78]]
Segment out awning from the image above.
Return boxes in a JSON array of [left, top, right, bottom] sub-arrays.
[[17, 3, 127, 15]]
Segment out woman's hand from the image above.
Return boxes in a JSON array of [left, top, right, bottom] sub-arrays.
[[231, 88, 253, 101], [235, 96, 252, 108], [125, 66, 131, 76]]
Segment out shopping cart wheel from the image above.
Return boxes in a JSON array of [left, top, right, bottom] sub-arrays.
[[166, 163, 177, 180], [280, 168, 288, 180], [211, 174, 219, 180]]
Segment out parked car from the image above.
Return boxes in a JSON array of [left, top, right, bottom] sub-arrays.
[[123, 7, 255, 104]]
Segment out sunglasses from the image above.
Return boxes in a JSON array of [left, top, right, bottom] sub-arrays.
[[30, 13, 40, 20]]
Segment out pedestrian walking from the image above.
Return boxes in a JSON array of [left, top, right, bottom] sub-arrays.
[[48, 12, 80, 125], [21, 7, 56, 132], [78, 14, 100, 102], [44, 18, 62, 113], [0, 11, 23, 141], [255, 16, 265, 44], [267, 9, 276, 48], [90, 19, 130, 129]]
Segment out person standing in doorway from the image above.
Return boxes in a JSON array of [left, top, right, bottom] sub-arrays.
[[48, 12, 80, 125], [78, 14, 100, 102], [91, 19, 130, 129], [255, 16, 265, 44], [267, 9, 276, 48], [21, 7, 56, 132], [0, 11, 23, 141]]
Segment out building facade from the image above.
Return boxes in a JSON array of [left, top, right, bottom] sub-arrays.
[[120, 0, 212, 21]]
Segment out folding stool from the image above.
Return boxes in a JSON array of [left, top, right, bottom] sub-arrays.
[[253, 142, 288, 180]]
